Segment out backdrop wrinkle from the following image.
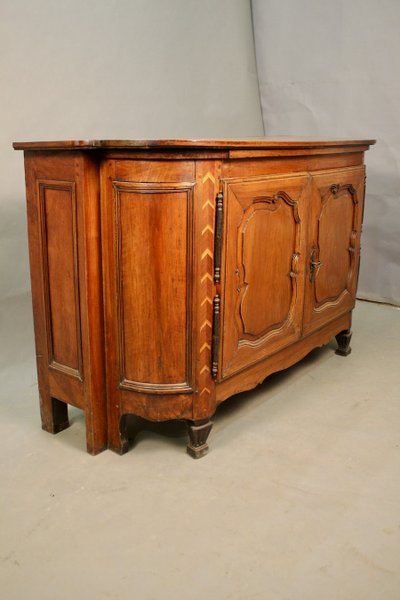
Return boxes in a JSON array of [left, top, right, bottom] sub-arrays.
[[252, 0, 400, 305]]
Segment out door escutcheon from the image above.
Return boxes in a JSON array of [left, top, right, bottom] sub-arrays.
[[310, 247, 323, 282]]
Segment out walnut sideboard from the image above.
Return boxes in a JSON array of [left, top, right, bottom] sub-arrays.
[[13, 138, 375, 458]]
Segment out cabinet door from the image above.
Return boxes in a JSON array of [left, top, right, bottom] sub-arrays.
[[220, 173, 309, 380], [303, 166, 365, 335]]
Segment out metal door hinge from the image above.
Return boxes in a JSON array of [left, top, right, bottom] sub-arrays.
[[214, 192, 223, 283], [211, 294, 220, 379]]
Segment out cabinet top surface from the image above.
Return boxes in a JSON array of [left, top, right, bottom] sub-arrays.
[[13, 137, 376, 151]]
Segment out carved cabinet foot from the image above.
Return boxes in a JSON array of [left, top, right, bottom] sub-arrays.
[[335, 329, 352, 356], [186, 418, 214, 459]]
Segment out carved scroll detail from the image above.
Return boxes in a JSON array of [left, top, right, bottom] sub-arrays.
[[330, 183, 357, 198]]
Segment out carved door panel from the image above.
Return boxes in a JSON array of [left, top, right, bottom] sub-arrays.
[[303, 166, 365, 335], [220, 173, 310, 380]]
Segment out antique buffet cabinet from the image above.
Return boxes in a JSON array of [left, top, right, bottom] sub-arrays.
[[13, 138, 375, 457]]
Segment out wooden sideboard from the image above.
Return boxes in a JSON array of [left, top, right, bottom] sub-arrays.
[[13, 138, 375, 457]]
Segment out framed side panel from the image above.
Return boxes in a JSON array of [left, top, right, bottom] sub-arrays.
[[38, 179, 83, 379], [24, 151, 106, 453]]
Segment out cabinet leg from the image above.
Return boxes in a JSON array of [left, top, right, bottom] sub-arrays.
[[186, 418, 214, 459], [40, 396, 70, 434], [335, 329, 352, 356], [108, 414, 130, 455], [85, 410, 107, 456]]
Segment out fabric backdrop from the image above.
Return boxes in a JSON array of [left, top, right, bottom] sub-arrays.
[[0, 0, 263, 378], [252, 0, 400, 305]]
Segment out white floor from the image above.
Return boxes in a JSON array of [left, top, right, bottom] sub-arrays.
[[0, 300, 399, 600]]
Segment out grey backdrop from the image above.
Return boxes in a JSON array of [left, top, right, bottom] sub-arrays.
[[0, 0, 263, 378], [252, 0, 400, 306], [1, 0, 398, 384]]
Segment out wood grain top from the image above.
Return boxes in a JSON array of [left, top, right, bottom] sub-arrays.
[[13, 138, 376, 151]]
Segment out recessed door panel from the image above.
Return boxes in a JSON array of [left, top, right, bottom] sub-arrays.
[[240, 201, 296, 337], [220, 174, 309, 380]]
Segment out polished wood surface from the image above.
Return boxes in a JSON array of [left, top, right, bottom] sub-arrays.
[[13, 138, 375, 150], [14, 139, 374, 457]]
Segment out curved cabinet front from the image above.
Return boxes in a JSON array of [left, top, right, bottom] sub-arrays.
[[101, 159, 196, 432]]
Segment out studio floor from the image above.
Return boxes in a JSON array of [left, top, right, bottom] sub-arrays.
[[0, 299, 399, 600]]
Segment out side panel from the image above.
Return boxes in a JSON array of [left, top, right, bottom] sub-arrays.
[[220, 173, 310, 379], [24, 151, 106, 453], [303, 166, 365, 334]]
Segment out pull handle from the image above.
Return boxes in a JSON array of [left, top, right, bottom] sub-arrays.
[[310, 247, 323, 282]]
